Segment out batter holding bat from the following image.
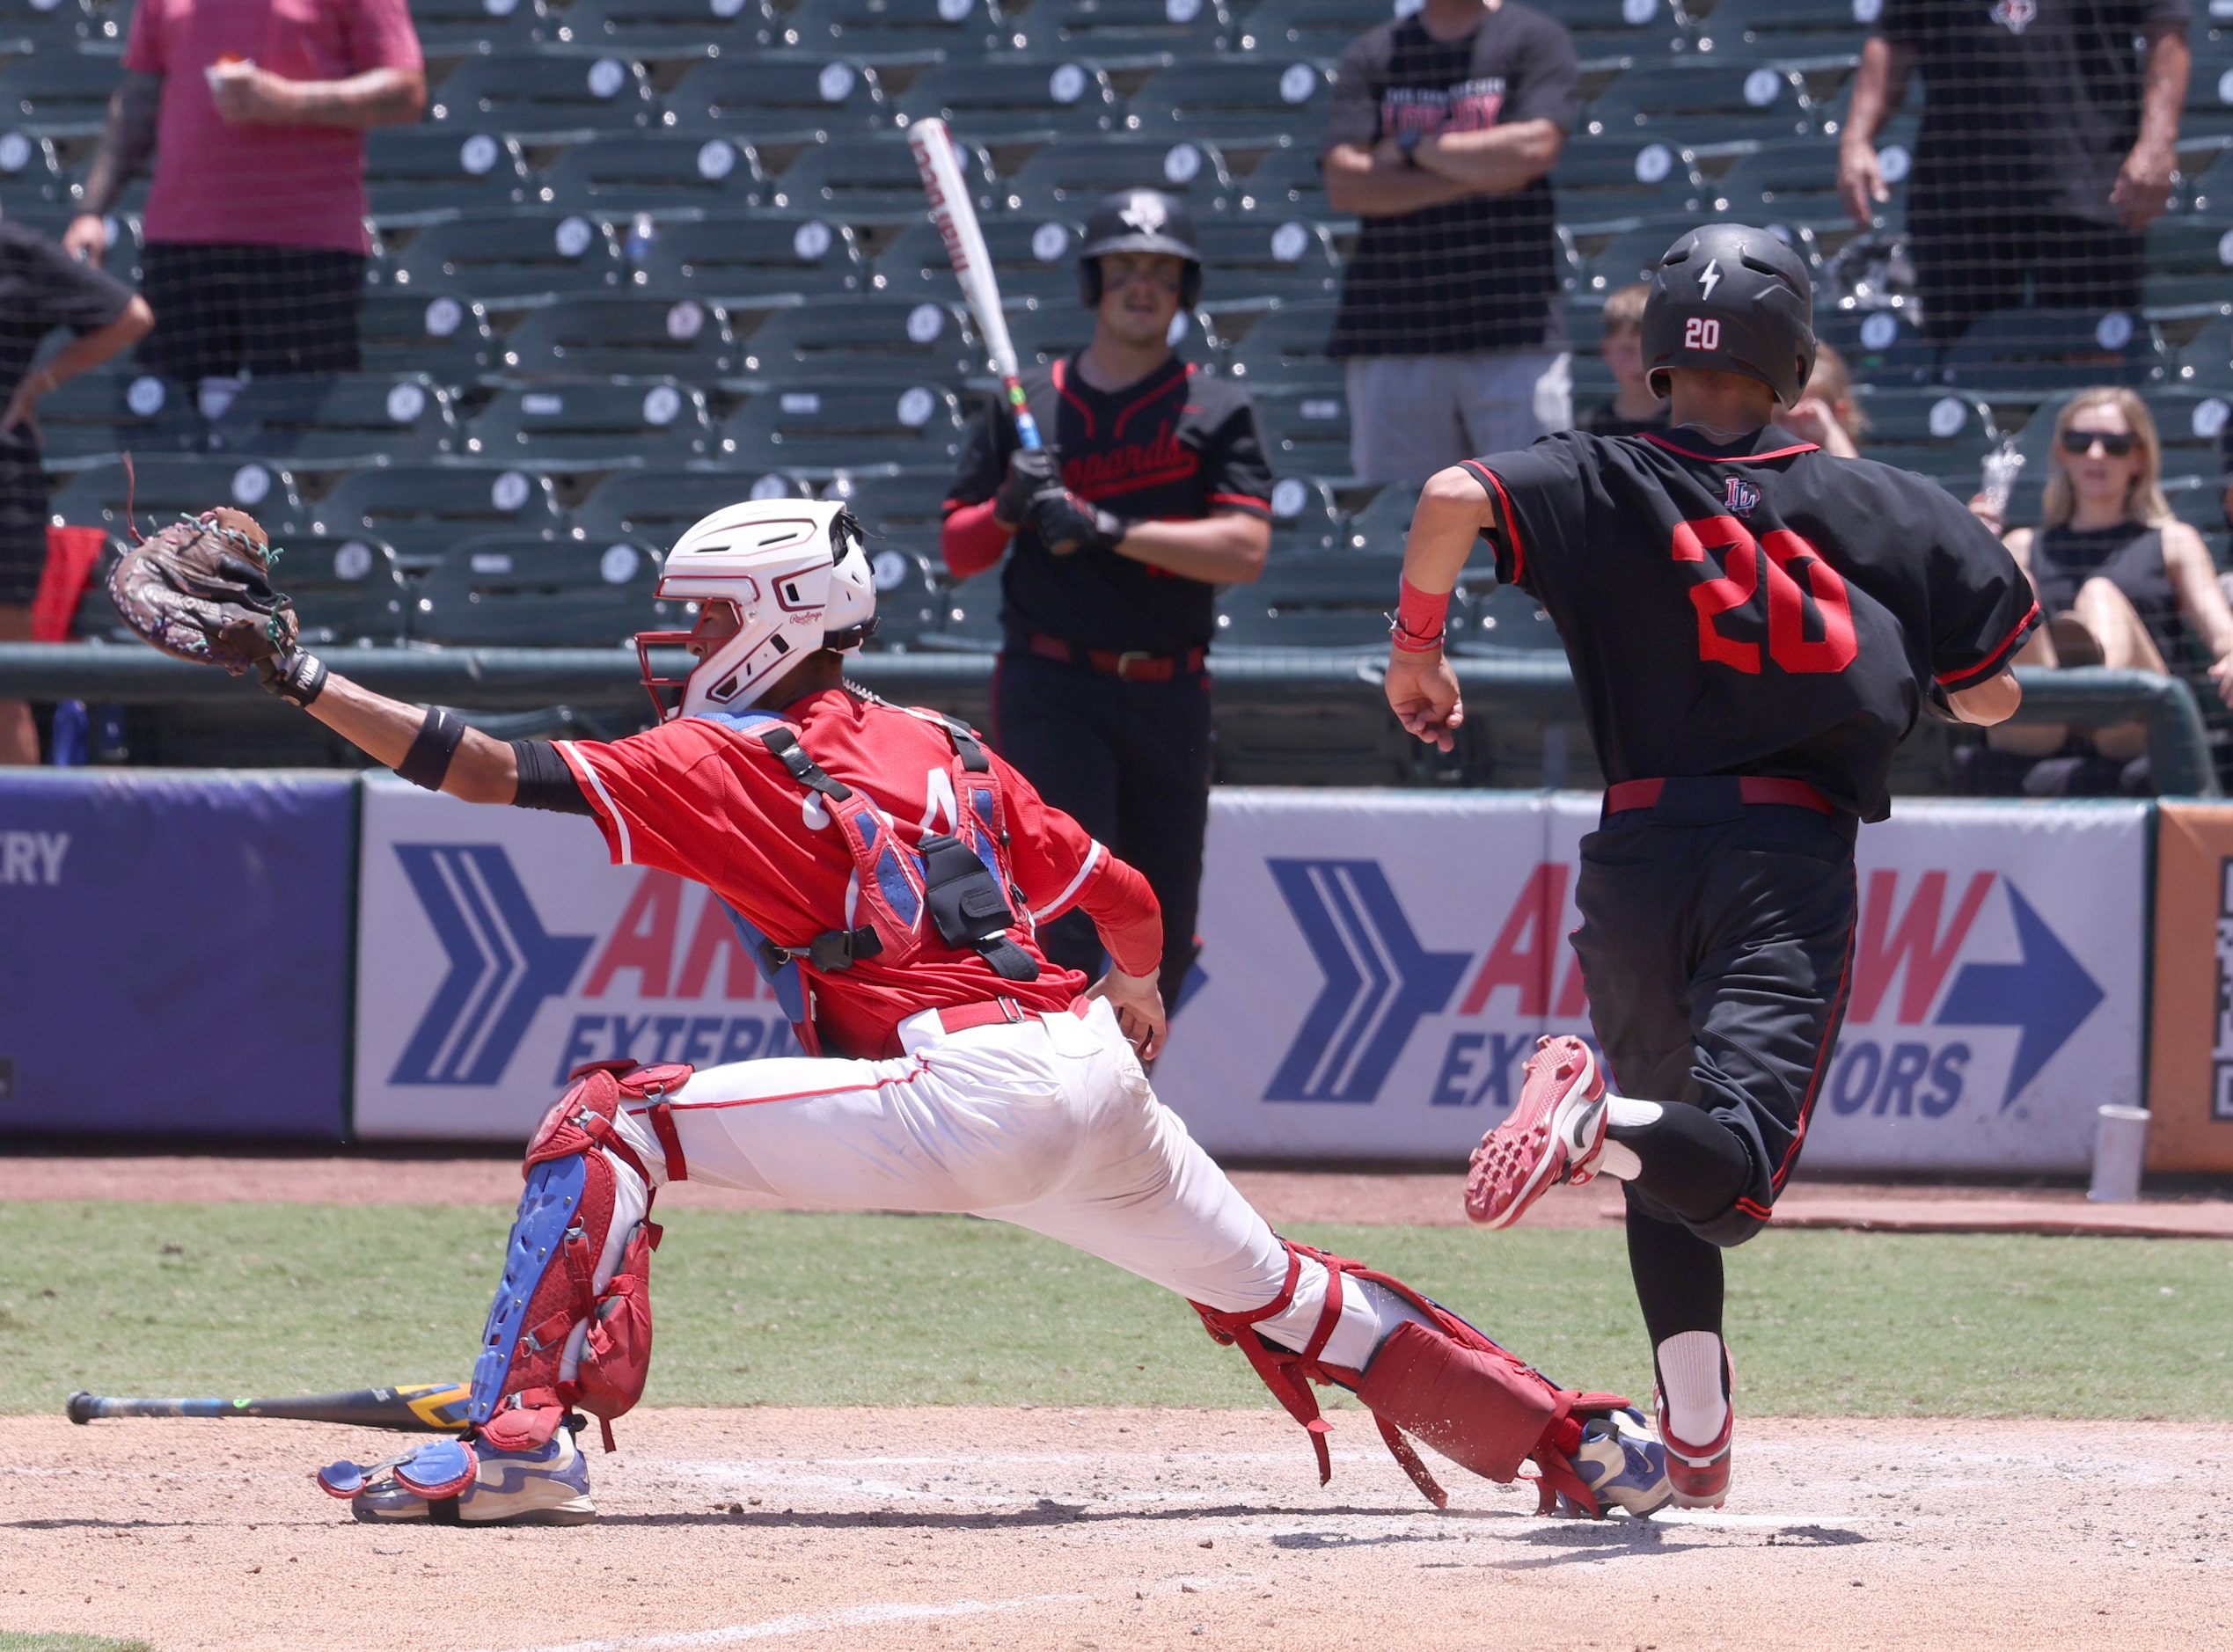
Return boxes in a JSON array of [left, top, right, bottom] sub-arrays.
[[101, 497, 1674, 1528], [1386, 224, 2038, 1509]]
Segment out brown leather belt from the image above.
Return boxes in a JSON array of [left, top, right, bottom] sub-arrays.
[[1027, 632, 1207, 682], [936, 998, 1028, 1034], [1604, 777, 1836, 815]]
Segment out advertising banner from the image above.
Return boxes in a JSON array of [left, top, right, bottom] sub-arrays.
[[2145, 802, 2233, 1172], [353, 777, 800, 1140], [0, 770, 355, 1139], [1154, 793, 2148, 1173]]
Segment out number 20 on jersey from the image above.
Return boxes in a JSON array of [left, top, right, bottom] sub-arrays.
[[1673, 514, 1857, 676]]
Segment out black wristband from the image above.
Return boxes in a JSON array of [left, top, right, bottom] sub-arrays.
[[397, 705, 468, 792]]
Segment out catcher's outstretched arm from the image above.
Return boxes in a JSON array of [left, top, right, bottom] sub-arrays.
[[303, 670, 521, 804]]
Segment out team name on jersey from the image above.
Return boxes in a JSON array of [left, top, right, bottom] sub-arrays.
[[1063, 420, 1199, 501]]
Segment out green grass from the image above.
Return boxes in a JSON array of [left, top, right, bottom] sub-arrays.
[[2, 1202, 2229, 1421], [0, 1635, 154, 1651]]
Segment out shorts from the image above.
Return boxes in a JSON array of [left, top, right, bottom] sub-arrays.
[[1344, 349, 1573, 485], [1907, 208, 2142, 345], [136, 243, 367, 381], [0, 453, 50, 606]]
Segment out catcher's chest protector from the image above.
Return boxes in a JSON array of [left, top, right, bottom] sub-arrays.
[[692, 705, 1036, 1056]]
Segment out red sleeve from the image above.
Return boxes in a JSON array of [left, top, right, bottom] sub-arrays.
[[992, 749, 1164, 976], [349, 0, 426, 72], [941, 496, 1011, 579], [554, 723, 752, 881]]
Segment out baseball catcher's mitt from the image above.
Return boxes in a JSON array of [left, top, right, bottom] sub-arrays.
[[106, 508, 326, 703]]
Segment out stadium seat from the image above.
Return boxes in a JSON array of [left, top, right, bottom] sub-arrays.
[[501, 296, 743, 381], [362, 128, 534, 224], [824, 467, 954, 545], [2172, 311, 2233, 389], [1710, 141, 1876, 235], [1551, 136, 1708, 221], [572, 467, 815, 545], [390, 213, 628, 305], [466, 378, 718, 469], [359, 292, 500, 380], [0, 48, 121, 137], [1021, 0, 1234, 55], [50, 456, 305, 539], [1583, 62, 1817, 146], [1844, 388, 1999, 486], [1942, 308, 2164, 395], [1003, 297, 1212, 371], [1447, 581, 1562, 656], [1688, 0, 1868, 62], [1214, 555, 1409, 653], [2180, 48, 2233, 142], [875, 216, 1086, 303], [663, 57, 891, 139], [1264, 473, 1343, 557], [29, 369, 201, 466], [634, 213, 868, 301], [1235, 0, 1427, 58], [1534, 0, 1695, 59], [1813, 305, 1936, 387], [274, 535, 411, 647], [1342, 480, 1417, 556], [720, 383, 970, 475], [206, 373, 460, 468], [733, 297, 983, 389], [311, 464, 566, 567], [771, 134, 999, 221], [1194, 217, 1343, 304], [0, 0, 102, 49], [401, 0, 554, 54], [896, 59, 1125, 143], [428, 55, 658, 142], [855, 544, 942, 647], [0, 128, 67, 211], [541, 132, 770, 218], [915, 567, 1003, 651], [1230, 143, 1332, 219], [2142, 217, 2233, 312], [1129, 59, 1335, 146], [413, 532, 677, 647], [1255, 390, 1351, 477], [546, 0, 787, 57], [786, 0, 1021, 58], [1225, 303, 1340, 395], [1004, 136, 1236, 216]]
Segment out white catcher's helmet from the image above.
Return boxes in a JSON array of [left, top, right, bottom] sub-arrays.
[[635, 497, 877, 721]]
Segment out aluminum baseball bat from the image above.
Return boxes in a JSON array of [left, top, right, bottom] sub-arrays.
[[66, 1382, 472, 1433]]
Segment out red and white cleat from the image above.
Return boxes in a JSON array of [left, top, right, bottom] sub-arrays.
[[1657, 1391, 1733, 1509], [1464, 1035, 1608, 1229]]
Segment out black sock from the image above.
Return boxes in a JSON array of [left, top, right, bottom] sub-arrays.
[[1625, 1202, 1724, 1347], [1607, 1100, 1752, 1224]]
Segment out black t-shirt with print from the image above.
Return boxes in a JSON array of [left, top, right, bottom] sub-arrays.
[[1323, 4, 1578, 358], [1878, 0, 2190, 225], [943, 355, 1274, 656]]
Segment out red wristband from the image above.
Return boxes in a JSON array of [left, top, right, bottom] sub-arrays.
[[1391, 577, 1450, 653]]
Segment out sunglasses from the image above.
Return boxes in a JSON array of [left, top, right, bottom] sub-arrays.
[[2061, 428, 2137, 457]]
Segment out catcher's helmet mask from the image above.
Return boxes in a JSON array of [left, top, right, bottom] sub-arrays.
[[1642, 223, 1817, 407], [1079, 187, 1203, 308], [636, 500, 877, 722]]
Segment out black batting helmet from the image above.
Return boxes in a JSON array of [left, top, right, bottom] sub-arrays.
[[1642, 223, 1816, 406], [1078, 188, 1202, 308]]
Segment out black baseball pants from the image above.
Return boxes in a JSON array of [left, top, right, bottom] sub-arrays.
[[991, 650, 1213, 1011], [1569, 783, 1858, 1348]]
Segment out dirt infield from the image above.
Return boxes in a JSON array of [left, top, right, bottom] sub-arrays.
[[11, 1156, 2233, 1238], [1, 1408, 2225, 1652]]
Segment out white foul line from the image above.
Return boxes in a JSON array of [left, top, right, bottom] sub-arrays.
[[475, 1592, 1091, 1652]]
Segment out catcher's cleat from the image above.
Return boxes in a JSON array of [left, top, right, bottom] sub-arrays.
[[1465, 1035, 1607, 1229], [348, 1427, 596, 1526], [1560, 1407, 1673, 1517]]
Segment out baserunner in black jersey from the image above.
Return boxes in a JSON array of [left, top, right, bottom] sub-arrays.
[[1384, 223, 2039, 1510]]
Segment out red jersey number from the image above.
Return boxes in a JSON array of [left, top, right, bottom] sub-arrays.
[[1670, 515, 1857, 676]]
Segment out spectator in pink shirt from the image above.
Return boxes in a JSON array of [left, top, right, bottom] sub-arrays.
[[64, 0, 424, 386]]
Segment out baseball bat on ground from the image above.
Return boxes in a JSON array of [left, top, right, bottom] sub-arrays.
[[67, 1382, 471, 1433], [904, 116, 1043, 452]]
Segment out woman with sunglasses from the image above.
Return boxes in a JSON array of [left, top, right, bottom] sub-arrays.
[[1991, 387, 2233, 774]]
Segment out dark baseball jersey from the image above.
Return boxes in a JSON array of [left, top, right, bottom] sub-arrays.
[[1464, 425, 2039, 821], [944, 355, 1273, 656]]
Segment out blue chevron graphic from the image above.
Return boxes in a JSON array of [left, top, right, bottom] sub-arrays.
[[390, 844, 595, 1086], [1934, 879, 2104, 1111], [1263, 859, 1471, 1102]]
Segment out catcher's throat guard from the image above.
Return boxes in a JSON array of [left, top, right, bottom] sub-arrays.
[[469, 1061, 690, 1453]]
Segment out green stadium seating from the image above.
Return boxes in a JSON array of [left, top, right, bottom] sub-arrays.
[[1234, 0, 1423, 59], [1342, 480, 1417, 556], [856, 545, 942, 648], [359, 293, 500, 381], [0, 0, 103, 49], [2180, 48, 2233, 142], [50, 456, 305, 539], [546, 0, 787, 57], [823, 469, 953, 550], [466, 378, 718, 469], [500, 296, 744, 382], [1448, 581, 1563, 656], [1688, 0, 1867, 63], [875, 216, 1087, 303], [1002, 298, 1213, 372], [786, 0, 1020, 58], [0, 128, 67, 211], [1844, 388, 1999, 485], [572, 467, 815, 546], [1535, 0, 1695, 59], [1255, 389, 1351, 478], [916, 567, 1003, 651], [1943, 308, 2164, 396], [721, 383, 970, 475], [402, 0, 553, 54], [1129, 59, 1336, 146], [1551, 135, 1709, 221], [428, 55, 658, 142], [541, 133, 771, 217], [771, 134, 999, 220], [1215, 558, 1397, 653], [1021, 0, 1234, 55], [663, 57, 891, 139], [1231, 143, 1332, 219], [1264, 474, 1344, 557], [1584, 62, 1817, 147], [31, 369, 201, 467], [391, 213, 629, 305], [634, 214, 868, 302], [363, 128, 535, 224], [1814, 304, 1935, 387], [1711, 140, 1879, 234], [1225, 303, 1340, 396], [2172, 311, 2233, 390], [733, 297, 983, 389], [2143, 217, 2233, 312], [414, 532, 677, 647], [0, 48, 121, 138], [273, 535, 411, 647], [311, 464, 565, 567], [897, 59, 1125, 143], [1195, 216, 1343, 304], [1004, 137, 1236, 216], [207, 373, 461, 468]]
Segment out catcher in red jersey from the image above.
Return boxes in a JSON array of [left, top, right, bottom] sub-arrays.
[[1386, 223, 2036, 1513], [106, 494, 1674, 1526]]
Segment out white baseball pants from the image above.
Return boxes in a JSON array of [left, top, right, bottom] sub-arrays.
[[611, 998, 1409, 1370]]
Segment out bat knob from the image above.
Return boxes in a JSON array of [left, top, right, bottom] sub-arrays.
[[66, 1392, 96, 1425]]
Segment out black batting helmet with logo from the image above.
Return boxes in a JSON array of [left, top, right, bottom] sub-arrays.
[[1078, 188, 1203, 308], [1641, 223, 1816, 406]]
